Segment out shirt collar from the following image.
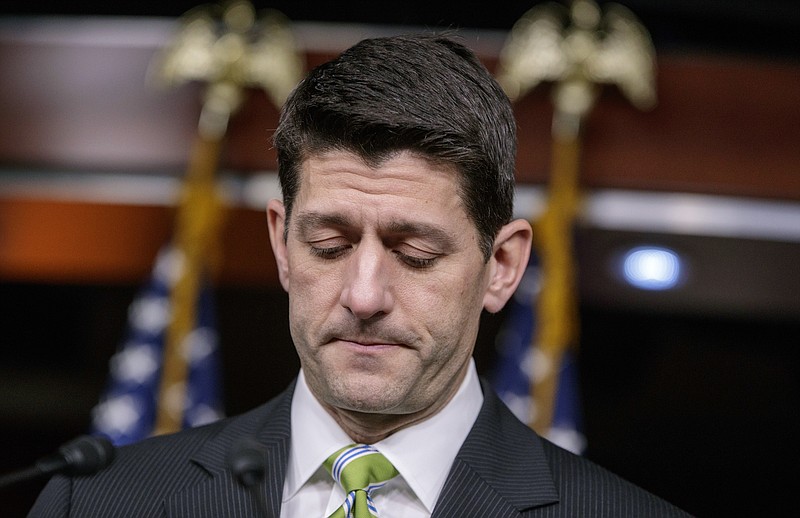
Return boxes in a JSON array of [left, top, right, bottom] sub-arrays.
[[284, 370, 352, 500], [285, 361, 484, 512], [375, 361, 483, 511]]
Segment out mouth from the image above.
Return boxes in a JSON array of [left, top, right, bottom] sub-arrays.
[[333, 338, 409, 350]]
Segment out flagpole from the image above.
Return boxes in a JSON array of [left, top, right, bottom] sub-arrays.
[[154, 135, 226, 435], [529, 112, 582, 433], [497, 0, 656, 439], [149, 0, 303, 436]]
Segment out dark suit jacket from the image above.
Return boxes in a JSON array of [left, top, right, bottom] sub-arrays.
[[30, 379, 691, 517]]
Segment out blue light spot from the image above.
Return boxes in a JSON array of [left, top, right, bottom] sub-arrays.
[[622, 246, 682, 290]]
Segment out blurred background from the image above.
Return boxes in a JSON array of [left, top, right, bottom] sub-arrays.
[[1, 1, 799, 516]]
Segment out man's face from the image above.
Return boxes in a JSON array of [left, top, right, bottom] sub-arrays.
[[270, 150, 493, 417]]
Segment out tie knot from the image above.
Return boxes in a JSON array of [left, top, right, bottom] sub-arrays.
[[324, 444, 399, 494]]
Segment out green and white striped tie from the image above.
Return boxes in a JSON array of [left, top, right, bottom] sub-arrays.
[[324, 444, 399, 518]]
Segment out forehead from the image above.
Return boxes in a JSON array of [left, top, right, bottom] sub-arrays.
[[294, 149, 465, 212]]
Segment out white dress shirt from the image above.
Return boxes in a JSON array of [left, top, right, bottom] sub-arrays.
[[280, 360, 484, 517]]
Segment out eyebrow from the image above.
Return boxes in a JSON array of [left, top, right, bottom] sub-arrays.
[[294, 210, 458, 251], [294, 211, 352, 237], [383, 221, 458, 251]]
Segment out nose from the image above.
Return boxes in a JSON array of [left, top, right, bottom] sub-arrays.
[[339, 241, 394, 320]]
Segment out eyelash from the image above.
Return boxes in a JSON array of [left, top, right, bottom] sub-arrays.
[[309, 245, 348, 260], [395, 252, 436, 269], [308, 245, 437, 269]]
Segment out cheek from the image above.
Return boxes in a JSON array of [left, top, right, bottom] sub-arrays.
[[405, 273, 485, 338], [287, 261, 343, 334], [288, 250, 343, 297], [434, 266, 486, 307]]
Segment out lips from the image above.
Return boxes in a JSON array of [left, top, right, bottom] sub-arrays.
[[321, 323, 415, 349], [335, 338, 407, 348]]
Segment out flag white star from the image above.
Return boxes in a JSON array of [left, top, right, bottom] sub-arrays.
[[92, 395, 143, 435], [128, 295, 171, 335], [110, 343, 160, 384], [182, 327, 218, 364]]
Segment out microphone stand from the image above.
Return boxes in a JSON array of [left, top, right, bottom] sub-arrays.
[[0, 435, 115, 489]]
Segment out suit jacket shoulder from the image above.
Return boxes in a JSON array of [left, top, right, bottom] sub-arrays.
[[28, 382, 295, 518], [537, 438, 692, 517], [432, 380, 692, 517]]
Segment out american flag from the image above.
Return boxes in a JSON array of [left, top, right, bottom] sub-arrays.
[[90, 246, 224, 446]]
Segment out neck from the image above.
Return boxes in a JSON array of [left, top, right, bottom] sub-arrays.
[[322, 405, 438, 444], [320, 379, 464, 444]]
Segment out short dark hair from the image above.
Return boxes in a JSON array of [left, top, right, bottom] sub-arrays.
[[273, 33, 516, 260]]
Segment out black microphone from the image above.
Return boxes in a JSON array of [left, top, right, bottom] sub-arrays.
[[0, 435, 115, 489], [227, 437, 268, 517]]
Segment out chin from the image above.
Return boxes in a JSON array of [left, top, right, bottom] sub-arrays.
[[327, 375, 410, 414]]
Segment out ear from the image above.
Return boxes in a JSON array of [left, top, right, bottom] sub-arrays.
[[483, 219, 533, 313], [266, 199, 291, 292]]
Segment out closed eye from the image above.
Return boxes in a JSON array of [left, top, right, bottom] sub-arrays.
[[309, 243, 350, 260], [394, 250, 438, 269]]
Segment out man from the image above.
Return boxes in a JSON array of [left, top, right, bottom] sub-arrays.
[[31, 34, 689, 517]]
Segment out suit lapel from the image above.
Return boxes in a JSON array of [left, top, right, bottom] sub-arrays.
[[164, 381, 296, 518], [432, 380, 559, 517]]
